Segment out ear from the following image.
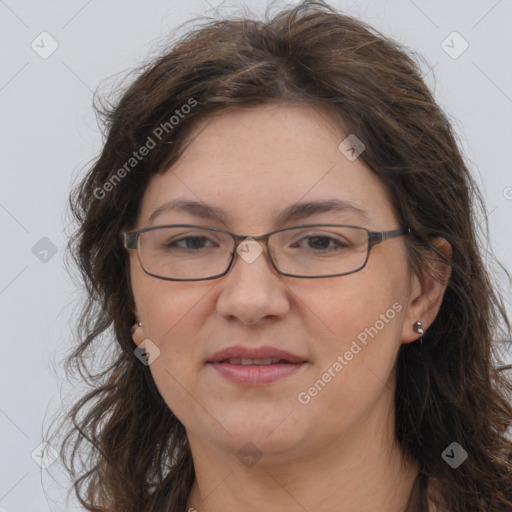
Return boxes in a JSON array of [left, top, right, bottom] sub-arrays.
[[131, 306, 147, 347], [132, 323, 148, 347], [401, 237, 452, 344]]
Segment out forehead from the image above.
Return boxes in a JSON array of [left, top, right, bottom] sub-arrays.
[[138, 104, 398, 230]]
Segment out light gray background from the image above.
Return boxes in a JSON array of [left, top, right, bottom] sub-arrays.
[[1, 1, 511, 510]]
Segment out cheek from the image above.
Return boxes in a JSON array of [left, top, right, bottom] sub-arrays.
[[294, 285, 404, 436], [298, 260, 406, 339], [321, 299, 403, 386], [131, 254, 211, 344], [130, 267, 208, 371], [303, 265, 407, 389], [133, 279, 212, 423]]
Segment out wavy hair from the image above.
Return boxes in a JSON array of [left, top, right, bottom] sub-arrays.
[[47, 1, 512, 510]]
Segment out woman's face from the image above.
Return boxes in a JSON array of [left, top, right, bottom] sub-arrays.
[[130, 104, 422, 464]]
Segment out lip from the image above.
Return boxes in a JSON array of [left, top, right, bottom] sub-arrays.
[[208, 345, 306, 364], [207, 345, 308, 386], [209, 362, 307, 385]]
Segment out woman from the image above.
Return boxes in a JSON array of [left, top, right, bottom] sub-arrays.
[[51, 1, 512, 510]]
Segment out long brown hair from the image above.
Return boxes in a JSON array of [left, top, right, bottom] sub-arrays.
[[47, 1, 512, 510]]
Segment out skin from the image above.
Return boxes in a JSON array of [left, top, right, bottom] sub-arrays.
[[130, 103, 451, 512]]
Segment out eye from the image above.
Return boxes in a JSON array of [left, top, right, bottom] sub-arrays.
[[291, 233, 350, 252], [166, 235, 217, 250]]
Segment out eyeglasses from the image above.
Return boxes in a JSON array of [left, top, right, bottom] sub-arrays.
[[121, 224, 409, 281]]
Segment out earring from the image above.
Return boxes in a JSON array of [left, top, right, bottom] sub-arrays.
[[413, 321, 424, 344], [131, 322, 143, 334], [413, 321, 424, 335]]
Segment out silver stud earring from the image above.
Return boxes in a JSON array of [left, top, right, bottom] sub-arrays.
[[413, 321, 424, 335], [131, 322, 143, 334]]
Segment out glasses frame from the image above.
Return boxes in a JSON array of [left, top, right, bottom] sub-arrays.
[[121, 223, 410, 281]]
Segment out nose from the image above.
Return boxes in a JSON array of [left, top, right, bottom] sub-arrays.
[[215, 238, 291, 325]]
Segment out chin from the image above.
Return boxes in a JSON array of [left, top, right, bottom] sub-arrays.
[[218, 409, 307, 450]]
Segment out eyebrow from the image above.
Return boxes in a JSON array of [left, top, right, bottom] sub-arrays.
[[148, 197, 369, 226]]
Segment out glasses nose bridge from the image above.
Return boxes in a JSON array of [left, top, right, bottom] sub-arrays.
[[229, 230, 277, 269], [232, 230, 273, 247]]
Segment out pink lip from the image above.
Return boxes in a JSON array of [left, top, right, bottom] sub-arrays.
[[208, 345, 306, 364], [207, 345, 308, 385], [209, 361, 307, 385]]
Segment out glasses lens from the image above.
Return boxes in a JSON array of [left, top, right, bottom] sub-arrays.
[[138, 226, 234, 280], [137, 225, 370, 280], [270, 225, 369, 277]]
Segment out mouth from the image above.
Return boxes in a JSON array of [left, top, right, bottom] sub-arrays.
[[207, 346, 308, 385], [216, 357, 299, 365], [208, 345, 306, 364]]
